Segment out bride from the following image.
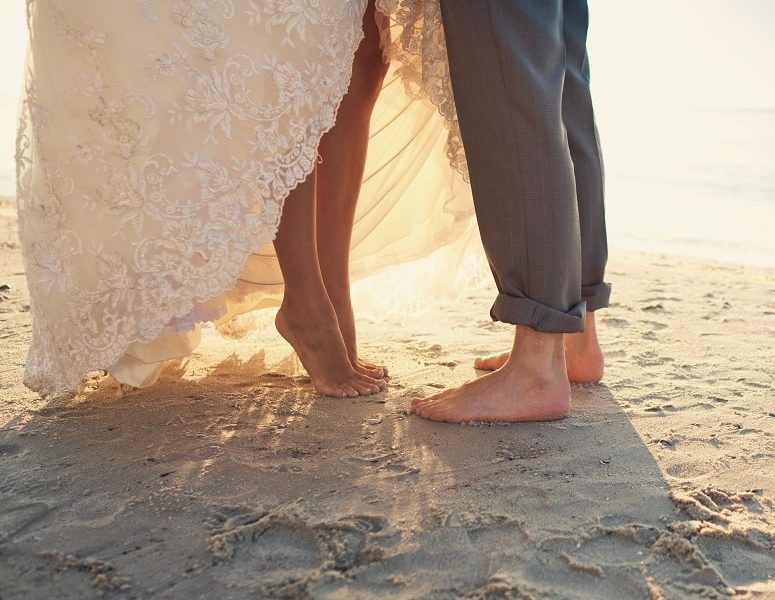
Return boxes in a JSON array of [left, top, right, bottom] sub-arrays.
[[16, 0, 473, 399]]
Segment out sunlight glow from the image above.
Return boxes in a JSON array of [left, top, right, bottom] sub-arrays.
[[1, 2, 773, 265]]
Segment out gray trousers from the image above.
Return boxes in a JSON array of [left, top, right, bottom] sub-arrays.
[[440, 0, 611, 333]]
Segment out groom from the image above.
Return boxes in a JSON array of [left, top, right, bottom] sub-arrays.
[[412, 0, 611, 422]]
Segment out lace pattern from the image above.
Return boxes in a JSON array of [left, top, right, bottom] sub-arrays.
[[17, 0, 464, 398], [17, 0, 370, 396], [376, 0, 468, 180]]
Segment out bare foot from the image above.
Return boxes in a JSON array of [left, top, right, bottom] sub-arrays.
[[564, 313, 604, 383], [329, 295, 388, 379], [473, 352, 510, 372], [275, 304, 386, 397], [412, 329, 570, 423], [474, 314, 604, 384]]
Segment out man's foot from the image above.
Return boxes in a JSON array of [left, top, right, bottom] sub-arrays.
[[474, 315, 604, 384], [564, 339, 604, 383], [564, 313, 604, 383], [329, 295, 388, 379], [275, 303, 386, 397], [412, 329, 570, 423], [473, 352, 510, 372]]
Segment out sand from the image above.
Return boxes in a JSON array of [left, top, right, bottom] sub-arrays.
[[1, 196, 774, 599]]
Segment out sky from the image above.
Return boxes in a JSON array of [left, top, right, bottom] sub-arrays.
[[587, 0, 775, 112], [2, 1, 774, 107], [1, 1, 774, 266], [0, 3, 26, 98]]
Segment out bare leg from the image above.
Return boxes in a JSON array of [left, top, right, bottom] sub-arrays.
[[273, 170, 386, 397], [412, 327, 570, 423], [473, 311, 604, 383], [316, 0, 389, 379]]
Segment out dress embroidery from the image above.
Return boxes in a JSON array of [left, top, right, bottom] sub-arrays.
[[17, 0, 467, 397]]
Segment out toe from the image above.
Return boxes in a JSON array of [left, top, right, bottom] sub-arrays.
[[354, 363, 381, 378], [416, 405, 438, 420], [411, 399, 431, 414], [422, 404, 454, 422], [431, 407, 459, 423], [424, 390, 450, 403], [410, 396, 427, 409], [353, 380, 379, 396], [356, 373, 386, 390], [358, 359, 388, 378], [474, 353, 509, 371], [474, 357, 492, 370], [339, 385, 358, 397], [316, 382, 344, 398]]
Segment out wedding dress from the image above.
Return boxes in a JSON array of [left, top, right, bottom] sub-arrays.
[[16, 0, 472, 397]]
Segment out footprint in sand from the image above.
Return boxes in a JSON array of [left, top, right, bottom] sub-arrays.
[[600, 316, 628, 327], [0, 443, 23, 458], [641, 303, 668, 313], [540, 523, 732, 597], [670, 486, 775, 590], [0, 502, 52, 543], [457, 512, 528, 548], [207, 507, 388, 594]]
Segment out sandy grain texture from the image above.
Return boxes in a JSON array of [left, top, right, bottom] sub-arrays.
[[1, 197, 774, 599]]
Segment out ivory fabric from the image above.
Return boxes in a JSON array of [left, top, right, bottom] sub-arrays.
[[16, 0, 473, 396]]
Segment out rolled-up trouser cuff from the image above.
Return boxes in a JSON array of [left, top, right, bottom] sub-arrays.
[[490, 294, 586, 333], [582, 282, 612, 312]]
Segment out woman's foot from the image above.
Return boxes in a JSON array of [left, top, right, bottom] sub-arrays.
[[329, 294, 389, 379], [275, 302, 386, 397], [474, 314, 605, 384]]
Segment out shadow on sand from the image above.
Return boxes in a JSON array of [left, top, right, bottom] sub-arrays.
[[1, 353, 772, 599]]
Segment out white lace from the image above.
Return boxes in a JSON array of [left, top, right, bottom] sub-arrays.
[[16, 0, 465, 398], [376, 0, 467, 180]]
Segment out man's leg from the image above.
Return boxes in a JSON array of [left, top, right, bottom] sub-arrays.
[[440, 0, 584, 331], [473, 0, 611, 383], [413, 0, 580, 422], [562, 0, 610, 382]]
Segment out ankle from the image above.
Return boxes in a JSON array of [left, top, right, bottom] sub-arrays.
[[566, 332, 601, 353], [280, 294, 335, 323], [506, 328, 567, 377], [513, 327, 565, 357], [567, 313, 602, 354]]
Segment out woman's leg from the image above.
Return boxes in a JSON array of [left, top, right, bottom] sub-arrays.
[[273, 169, 386, 397], [315, 0, 390, 378]]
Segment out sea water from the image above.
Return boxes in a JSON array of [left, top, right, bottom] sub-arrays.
[[598, 106, 775, 269], [2, 97, 772, 269]]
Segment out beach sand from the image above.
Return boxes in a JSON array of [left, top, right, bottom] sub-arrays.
[[1, 197, 774, 599]]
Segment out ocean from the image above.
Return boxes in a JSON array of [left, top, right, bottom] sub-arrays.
[[598, 105, 775, 269], [1, 94, 773, 269]]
